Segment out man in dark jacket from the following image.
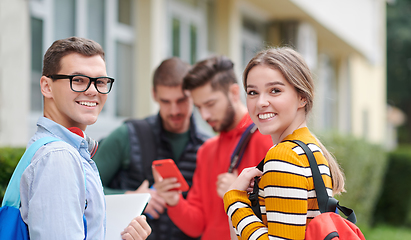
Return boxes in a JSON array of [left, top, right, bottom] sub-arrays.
[[93, 57, 210, 240]]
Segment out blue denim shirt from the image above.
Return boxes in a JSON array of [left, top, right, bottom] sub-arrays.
[[20, 117, 106, 239]]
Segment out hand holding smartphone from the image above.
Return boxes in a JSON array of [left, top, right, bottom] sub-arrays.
[[152, 159, 189, 192]]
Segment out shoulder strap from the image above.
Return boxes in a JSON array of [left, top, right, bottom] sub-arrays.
[[1, 136, 89, 238], [228, 123, 257, 173], [82, 159, 88, 239], [255, 158, 264, 171], [286, 140, 357, 223], [249, 157, 265, 220], [127, 119, 157, 179], [286, 140, 329, 213], [2, 137, 61, 208]]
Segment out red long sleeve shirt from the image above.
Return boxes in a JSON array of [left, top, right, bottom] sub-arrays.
[[167, 114, 273, 240]]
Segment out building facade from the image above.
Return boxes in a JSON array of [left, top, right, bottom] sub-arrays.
[[0, 0, 387, 147]]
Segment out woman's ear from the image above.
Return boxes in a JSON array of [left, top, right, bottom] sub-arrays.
[[40, 76, 53, 98], [299, 97, 307, 108]]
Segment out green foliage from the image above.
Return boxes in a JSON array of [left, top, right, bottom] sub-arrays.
[[361, 224, 411, 240], [0, 147, 26, 203], [374, 145, 411, 226], [317, 132, 388, 227], [386, 0, 411, 143]]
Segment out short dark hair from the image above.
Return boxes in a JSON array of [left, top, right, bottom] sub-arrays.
[[182, 55, 237, 93], [42, 36, 105, 77], [153, 57, 191, 91]]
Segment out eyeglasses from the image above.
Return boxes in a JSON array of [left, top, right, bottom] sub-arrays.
[[47, 74, 115, 94]]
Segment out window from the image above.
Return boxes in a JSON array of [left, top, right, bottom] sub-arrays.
[[115, 42, 134, 116], [241, 16, 265, 102], [29, 0, 135, 140], [296, 22, 317, 71], [168, 0, 207, 64], [108, 0, 135, 118], [54, 0, 75, 39], [88, 0, 105, 47], [190, 24, 197, 64], [118, 0, 132, 25], [317, 54, 338, 131], [30, 16, 43, 112], [168, 0, 211, 134], [172, 17, 181, 57], [241, 16, 265, 69]]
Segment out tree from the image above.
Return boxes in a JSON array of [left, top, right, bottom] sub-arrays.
[[387, 0, 411, 143]]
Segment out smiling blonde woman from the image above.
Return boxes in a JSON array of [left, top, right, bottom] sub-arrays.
[[223, 47, 345, 240]]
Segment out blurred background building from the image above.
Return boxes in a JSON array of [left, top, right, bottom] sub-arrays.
[[0, 0, 387, 148]]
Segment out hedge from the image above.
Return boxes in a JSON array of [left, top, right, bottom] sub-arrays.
[[0, 147, 26, 203], [318, 132, 388, 227], [0, 133, 388, 228], [374, 145, 411, 226]]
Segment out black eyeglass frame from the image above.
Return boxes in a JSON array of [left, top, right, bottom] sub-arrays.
[[47, 74, 115, 94]]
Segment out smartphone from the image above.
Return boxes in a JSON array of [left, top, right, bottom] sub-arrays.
[[152, 159, 189, 192]]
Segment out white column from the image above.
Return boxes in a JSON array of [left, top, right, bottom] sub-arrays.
[[0, 0, 31, 146]]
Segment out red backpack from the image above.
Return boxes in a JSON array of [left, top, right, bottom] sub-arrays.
[[305, 211, 365, 240]]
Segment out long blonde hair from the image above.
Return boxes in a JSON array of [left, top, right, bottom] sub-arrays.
[[243, 47, 345, 195]]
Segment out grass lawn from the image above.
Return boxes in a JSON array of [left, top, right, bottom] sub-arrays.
[[361, 224, 411, 240]]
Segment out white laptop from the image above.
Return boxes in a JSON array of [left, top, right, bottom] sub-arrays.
[[105, 193, 151, 240]]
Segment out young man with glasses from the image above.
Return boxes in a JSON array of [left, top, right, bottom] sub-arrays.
[[19, 36, 151, 240]]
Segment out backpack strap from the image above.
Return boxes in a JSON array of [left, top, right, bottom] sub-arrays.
[[228, 123, 257, 173], [286, 140, 357, 224], [249, 158, 264, 220], [1, 136, 89, 238], [2, 137, 61, 208], [126, 119, 157, 182], [82, 161, 88, 239], [287, 140, 330, 213]]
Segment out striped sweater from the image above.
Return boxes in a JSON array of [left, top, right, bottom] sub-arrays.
[[224, 127, 333, 240]]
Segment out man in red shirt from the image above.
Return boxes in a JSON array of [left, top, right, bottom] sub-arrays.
[[154, 56, 273, 240]]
